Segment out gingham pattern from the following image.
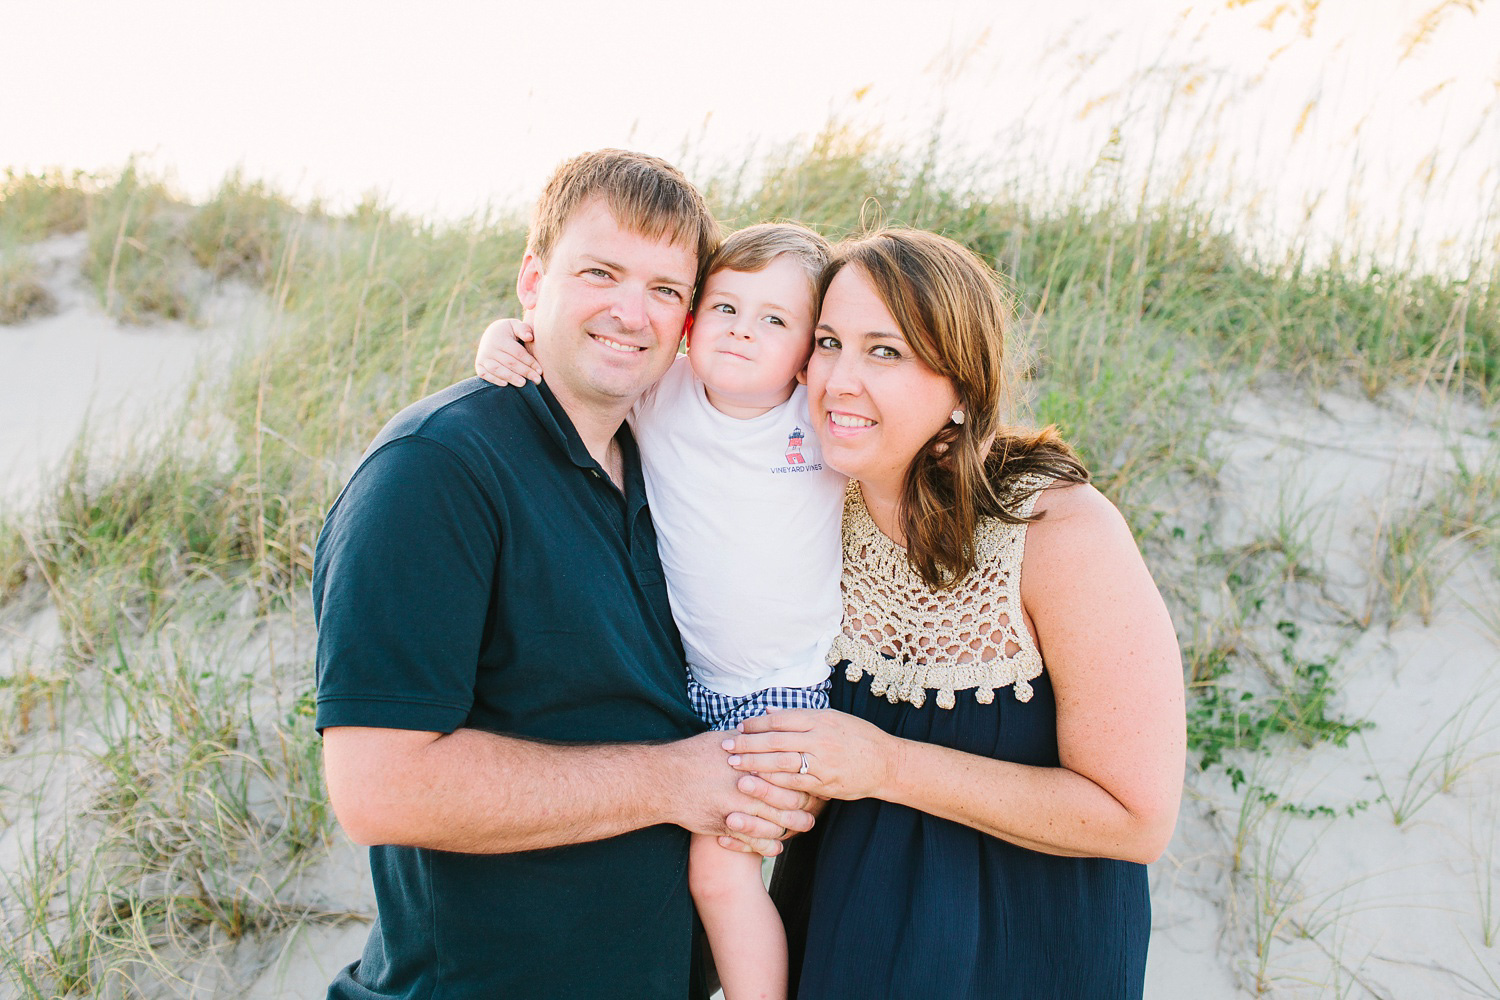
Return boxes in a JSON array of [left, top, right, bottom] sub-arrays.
[[686, 675, 832, 731]]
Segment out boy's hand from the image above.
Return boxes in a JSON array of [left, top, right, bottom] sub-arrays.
[[475, 318, 543, 387]]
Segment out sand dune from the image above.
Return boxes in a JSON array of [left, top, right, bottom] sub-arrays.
[[1, 238, 1497, 997]]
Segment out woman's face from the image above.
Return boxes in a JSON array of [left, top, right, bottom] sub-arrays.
[[805, 265, 960, 498]]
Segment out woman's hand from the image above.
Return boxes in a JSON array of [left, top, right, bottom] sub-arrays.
[[475, 318, 542, 387], [722, 708, 900, 802]]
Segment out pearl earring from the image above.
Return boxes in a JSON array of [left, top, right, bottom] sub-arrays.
[[950, 409, 966, 425]]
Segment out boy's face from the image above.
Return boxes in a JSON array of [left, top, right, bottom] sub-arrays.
[[687, 256, 816, 418]]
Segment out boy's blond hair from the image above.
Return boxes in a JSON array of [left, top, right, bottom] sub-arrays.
[[530, 149, 721, 268], [699, 222, 830, 306]]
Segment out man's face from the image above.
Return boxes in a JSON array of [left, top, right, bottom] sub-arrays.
[[517, 198, 697, 419]]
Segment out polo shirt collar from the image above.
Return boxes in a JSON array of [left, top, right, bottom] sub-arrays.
[[518, 380, 648, 501]]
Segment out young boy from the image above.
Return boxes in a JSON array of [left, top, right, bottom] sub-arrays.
[[475, 223, 843, 1000]]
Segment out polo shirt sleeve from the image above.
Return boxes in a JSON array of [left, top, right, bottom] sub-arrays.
[[313, 436, 500, 734]]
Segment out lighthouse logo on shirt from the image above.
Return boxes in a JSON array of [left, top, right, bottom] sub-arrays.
[[772, 426, 822, 474], [785, 427, 806, 464]]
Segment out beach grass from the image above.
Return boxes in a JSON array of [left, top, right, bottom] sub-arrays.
[[0, 169, 90, 243], [185, 171, 304, 286], [0, 119, 1497, 993], [82, 163, 196, 325], [1362, 693, 1500, 827], [0, 243, 56, 325], [0, 620, 338, 995]]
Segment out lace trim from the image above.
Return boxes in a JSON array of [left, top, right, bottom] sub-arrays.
[[829, 475, 1050, 710]]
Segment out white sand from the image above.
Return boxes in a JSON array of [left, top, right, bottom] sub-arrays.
[[0, 233, 255, 512], [1, 239, 1497, 996], [1146, 383, 1500, 997]]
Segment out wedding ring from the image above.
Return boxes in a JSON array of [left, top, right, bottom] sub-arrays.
[[798, 752, 810, 775]]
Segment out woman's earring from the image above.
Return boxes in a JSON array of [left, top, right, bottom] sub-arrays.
[[950, 409, 966, 425]]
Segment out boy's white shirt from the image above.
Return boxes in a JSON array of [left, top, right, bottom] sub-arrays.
[[629, 354, 846, 697]]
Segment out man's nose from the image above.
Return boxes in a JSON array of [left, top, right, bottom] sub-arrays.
[[610, 286, 650, 331]]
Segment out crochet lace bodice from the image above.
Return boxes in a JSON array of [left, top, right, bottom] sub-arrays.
[[829, 475, 1050, 710]]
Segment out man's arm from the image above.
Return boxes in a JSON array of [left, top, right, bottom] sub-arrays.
[[323, 726, 813, 855], [315, 434, 809, 855]]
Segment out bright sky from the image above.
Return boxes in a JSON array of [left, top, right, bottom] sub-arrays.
[[3, 0, 1497, 267]]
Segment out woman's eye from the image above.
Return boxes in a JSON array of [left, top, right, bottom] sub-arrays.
[[814, 335, 840, 350], [872, 345, 901, 360]]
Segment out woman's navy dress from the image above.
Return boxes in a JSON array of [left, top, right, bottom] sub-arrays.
[[769, 479, 1153, 999], [774, 664, 1150, 1000]]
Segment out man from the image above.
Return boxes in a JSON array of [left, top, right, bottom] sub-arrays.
[[313, 150, 814, 999]]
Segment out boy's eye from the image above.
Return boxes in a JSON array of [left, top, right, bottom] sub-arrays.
[[712, 302, 735, 314], [765, 315, 786, 327]]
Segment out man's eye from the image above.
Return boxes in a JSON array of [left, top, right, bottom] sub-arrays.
[[585, 268, 611, 280], [657, 286, 683, 300]]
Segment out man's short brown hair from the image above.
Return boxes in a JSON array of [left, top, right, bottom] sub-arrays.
[[529, 149, 720, 269]]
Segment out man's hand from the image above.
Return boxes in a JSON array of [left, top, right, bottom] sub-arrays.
[[663, 731, 816, 857]]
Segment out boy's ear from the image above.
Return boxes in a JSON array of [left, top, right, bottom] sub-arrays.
[[796, 365, 808, 386], [517, 250, 543, 310]]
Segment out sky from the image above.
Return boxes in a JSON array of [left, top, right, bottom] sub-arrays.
[[2, 0, 1498, 268]]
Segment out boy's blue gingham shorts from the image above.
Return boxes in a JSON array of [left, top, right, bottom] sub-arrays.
[[685, 674, 832, 731]]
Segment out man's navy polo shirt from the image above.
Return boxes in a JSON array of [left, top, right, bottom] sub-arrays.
[[313, 377, 704, 999]]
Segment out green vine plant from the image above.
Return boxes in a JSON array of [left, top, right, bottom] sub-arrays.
[[1188, 620, 1372, 808]]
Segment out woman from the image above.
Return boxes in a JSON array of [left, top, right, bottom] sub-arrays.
[[722, 229, 1186, 999]]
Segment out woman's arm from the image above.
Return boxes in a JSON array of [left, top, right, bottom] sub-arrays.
[[726, 483, 1185, 864]]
